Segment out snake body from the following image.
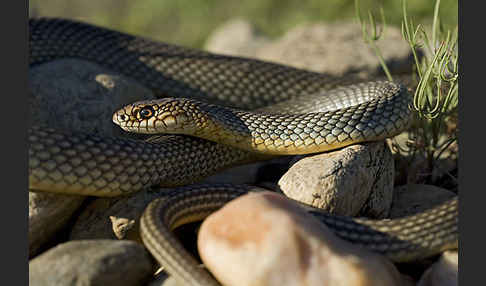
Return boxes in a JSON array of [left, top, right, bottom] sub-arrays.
[[29, 18, 458, 286], [113, 81, 410, 154]]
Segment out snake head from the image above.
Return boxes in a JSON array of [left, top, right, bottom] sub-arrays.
[[113, 98, 208, 135]]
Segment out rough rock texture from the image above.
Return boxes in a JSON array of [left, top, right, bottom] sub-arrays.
[[279, 141, 394, 218], [390, 184, 457, 218], [69, 189, 172, 241], [29, 192, 85, 258], [204, 18, 270, 57], [29, 240, 155, 286], [198, 191, 406, 286], [29, 59, 156, 138], [417, 250, 458, 286], [257, 22, 413, 76], [29, 59, 157, 255], [205, 20, 414, 77]]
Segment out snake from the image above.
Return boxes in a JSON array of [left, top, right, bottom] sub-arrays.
[[28, 18, 458, 286]]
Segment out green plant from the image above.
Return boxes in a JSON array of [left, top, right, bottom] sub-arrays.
[[355, 0, 458, 187], [355, 0, 393, 81]]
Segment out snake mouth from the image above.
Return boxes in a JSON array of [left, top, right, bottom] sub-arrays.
[[112, 111, 128, 126], [112, 111, 156, 134]]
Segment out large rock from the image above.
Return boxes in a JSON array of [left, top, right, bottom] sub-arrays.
[[29, 59, 156, 138], [279, 141, 394, 218], [29, 240, 155, 286], [204, 18, 270, 57], [256, 22, 413, 76], [29, 192, 85, 258], [198, 191, 406, 286], [205, 20, 414, 77]]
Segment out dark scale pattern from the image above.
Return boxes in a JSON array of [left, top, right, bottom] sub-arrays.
[[310, 197, 458, 262], [29, 126, 259, 196], [30, 18, 360, 110]]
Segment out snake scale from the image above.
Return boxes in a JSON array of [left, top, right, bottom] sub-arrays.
[[29, 18, 458, 286]]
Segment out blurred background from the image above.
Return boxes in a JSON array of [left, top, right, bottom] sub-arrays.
[[29, 0, 457, 49]]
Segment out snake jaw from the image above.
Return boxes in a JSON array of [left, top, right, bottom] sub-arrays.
[[112, 102, 158, 134]]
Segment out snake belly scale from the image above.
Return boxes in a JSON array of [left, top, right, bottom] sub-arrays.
[[28, 17, 458, 286]]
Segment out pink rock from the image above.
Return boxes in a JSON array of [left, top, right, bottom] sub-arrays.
[[198, 191, 406, 286]]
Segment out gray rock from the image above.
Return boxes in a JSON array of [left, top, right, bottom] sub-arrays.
[[279, 141, 394, 218], [390, 184, 457, 218], [29, 59, 156, 137], [69, 189, 173, 241], [256, 22, 413, 76], [29, 240, 155, 286], [29, 192, 85, 258], [205, 20, 413, 78], [204, 18, 270, 58], [417, 250, 458, 286]]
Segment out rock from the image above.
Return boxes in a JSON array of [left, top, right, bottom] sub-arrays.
[[204, 18, 270, 58], [110, 216, 137, 240], [205, 20, 414, 78], [256, 22, 414, 76], [29, 58, 156, 138], [279, 141, 394, 218], [29, 192, 85, 258], [198, 191, 406, 286], [69, 189, 173, 241], [390, 184, 457, 218], [29, 240, 154, 286], [30, 240, 154, 286], [417, 250, 458, 286]]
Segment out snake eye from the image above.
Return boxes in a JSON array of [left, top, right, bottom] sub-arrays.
[[139, 106, 155, 120]]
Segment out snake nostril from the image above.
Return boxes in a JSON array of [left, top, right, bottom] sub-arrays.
[[118, 114, 127, 121]]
